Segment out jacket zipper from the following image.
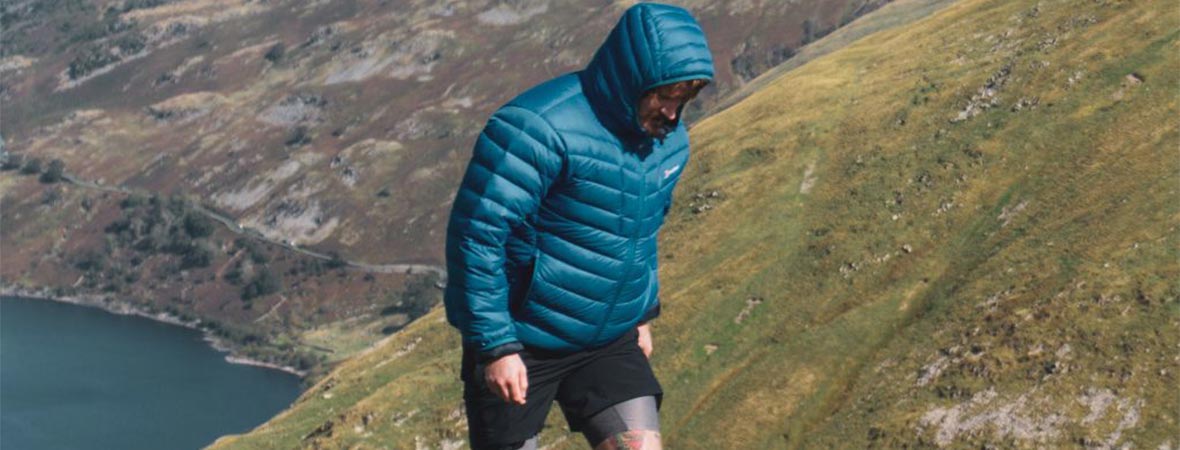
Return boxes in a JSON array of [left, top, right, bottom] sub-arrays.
[[593, 150, 648, 343]]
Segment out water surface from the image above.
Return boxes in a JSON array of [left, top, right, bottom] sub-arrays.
[[1, 296, 303, 450]]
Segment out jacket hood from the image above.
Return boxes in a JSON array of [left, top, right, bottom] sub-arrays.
[[579, 3, 715, 140]]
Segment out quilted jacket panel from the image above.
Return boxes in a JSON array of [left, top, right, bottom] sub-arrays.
[[445, 2, 714, 353]]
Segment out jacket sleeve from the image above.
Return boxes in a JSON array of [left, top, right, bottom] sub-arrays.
[[444, 106, 565, 358], [639, 302, 661, 324]]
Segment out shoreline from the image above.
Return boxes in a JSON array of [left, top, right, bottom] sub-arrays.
[[0, 284, 309, 378]]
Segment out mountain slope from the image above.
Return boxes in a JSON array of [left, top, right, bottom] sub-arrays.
[[656, 0, 1178, 447], [2, 0, 885, 265], [0, 0, 899, 377], [209, 0, 1178, 447], [708, 0, 959, 115]]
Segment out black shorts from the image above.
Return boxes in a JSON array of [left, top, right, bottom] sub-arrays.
[[461, 328, 663, 449]]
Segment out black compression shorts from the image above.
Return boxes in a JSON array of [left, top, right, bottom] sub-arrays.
[[461, 327, 663, 449]]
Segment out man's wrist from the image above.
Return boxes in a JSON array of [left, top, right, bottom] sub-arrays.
[[476, 341, 524, 363], [638, 303, 661, 324]]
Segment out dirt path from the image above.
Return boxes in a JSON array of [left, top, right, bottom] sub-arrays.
[[254, 294, 289, 323]]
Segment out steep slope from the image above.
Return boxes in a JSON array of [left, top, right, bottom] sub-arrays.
[[653, 0, 1178, 446], [1, 0, 884, 265], [708, 0, 959, 115], [0, 0, 897, 376], [209, 0, 1179, 448]]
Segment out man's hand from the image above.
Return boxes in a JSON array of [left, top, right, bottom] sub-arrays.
[[637, 323, 653, 359], [483, 353, 528, 405]]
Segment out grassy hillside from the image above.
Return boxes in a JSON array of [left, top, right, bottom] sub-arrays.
[[1, 0, 884, 266], [1, 0, 896, 377], [708, 0, 960, 115], [221, 0, 1179, 447]]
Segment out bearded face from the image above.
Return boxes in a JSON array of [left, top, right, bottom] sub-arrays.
[[637, 79, 708, 140]]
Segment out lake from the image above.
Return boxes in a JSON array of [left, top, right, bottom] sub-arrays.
[[1, 296, 304, 449]]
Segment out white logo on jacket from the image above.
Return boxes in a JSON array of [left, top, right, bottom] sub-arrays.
[[663, 165, 680, 179]]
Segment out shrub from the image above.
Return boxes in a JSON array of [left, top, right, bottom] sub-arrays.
[[20, 157, 41, 175], [225, 264, 244, 285], [74, 250, 107, 272], [183, 213, 215, 238], [132, 236, 158, 252], [41, 189, 62, 205], [300, 259, 325, 276], [180, 242, 214, 269], [40, 159, 65, 183], [0, 154, 23, 171], [285, 126, 311, 148], [235, 238, 269, 263], [242, 268, 282, 300], [264, 42, 285, 63], [121, 193, 148, 209], [326, 252, 347, 269]]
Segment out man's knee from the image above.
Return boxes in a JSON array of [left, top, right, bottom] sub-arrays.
[[593, 430, 661, 450]]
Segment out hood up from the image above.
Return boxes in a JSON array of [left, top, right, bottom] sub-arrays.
[[579, 2, 716, 140]]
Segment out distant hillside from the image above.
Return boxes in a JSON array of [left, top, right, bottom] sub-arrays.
[[1, 0, 884, 264], [0, 0, 897, 377], [209, 0, 1178, 447]]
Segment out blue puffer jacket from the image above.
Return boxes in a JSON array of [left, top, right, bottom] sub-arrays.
[[444, 2, 714, 358]]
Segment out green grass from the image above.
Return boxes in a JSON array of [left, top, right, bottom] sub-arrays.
[[210, 0, 1179, 447]]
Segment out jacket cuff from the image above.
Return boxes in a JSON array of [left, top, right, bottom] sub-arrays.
[[638, 303, 661, 324], [477, 341, 524, 363]]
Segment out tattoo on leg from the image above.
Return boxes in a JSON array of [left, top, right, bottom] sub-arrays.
[[596, 430, 661, 450]]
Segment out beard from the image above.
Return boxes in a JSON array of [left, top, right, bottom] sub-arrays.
[[644, 117, 678, 140]]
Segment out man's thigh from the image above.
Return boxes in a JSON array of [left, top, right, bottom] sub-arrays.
[[581, 396, 661, 449], [555, 329, 664, 437], [463, 351, 563, 449]]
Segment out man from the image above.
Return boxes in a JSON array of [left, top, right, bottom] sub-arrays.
[[444, 3, 713, 449]]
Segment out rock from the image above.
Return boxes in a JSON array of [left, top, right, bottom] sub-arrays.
[[688, 190, 723, 214], [936, 199, 955, 214], [300, 25, 336, 49], [341, 167, 359, 187], [258, 94, 328, 128], [950, 62, 1013, 123], [1010, 96, 1039, 112], [998, 201, 1028, 227], [303, 419, 335, 440], [734, 296, 764, 324], [839, 262, 860, 277], [917, 355, 949, 387], [920, 388, 1067, 446]]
